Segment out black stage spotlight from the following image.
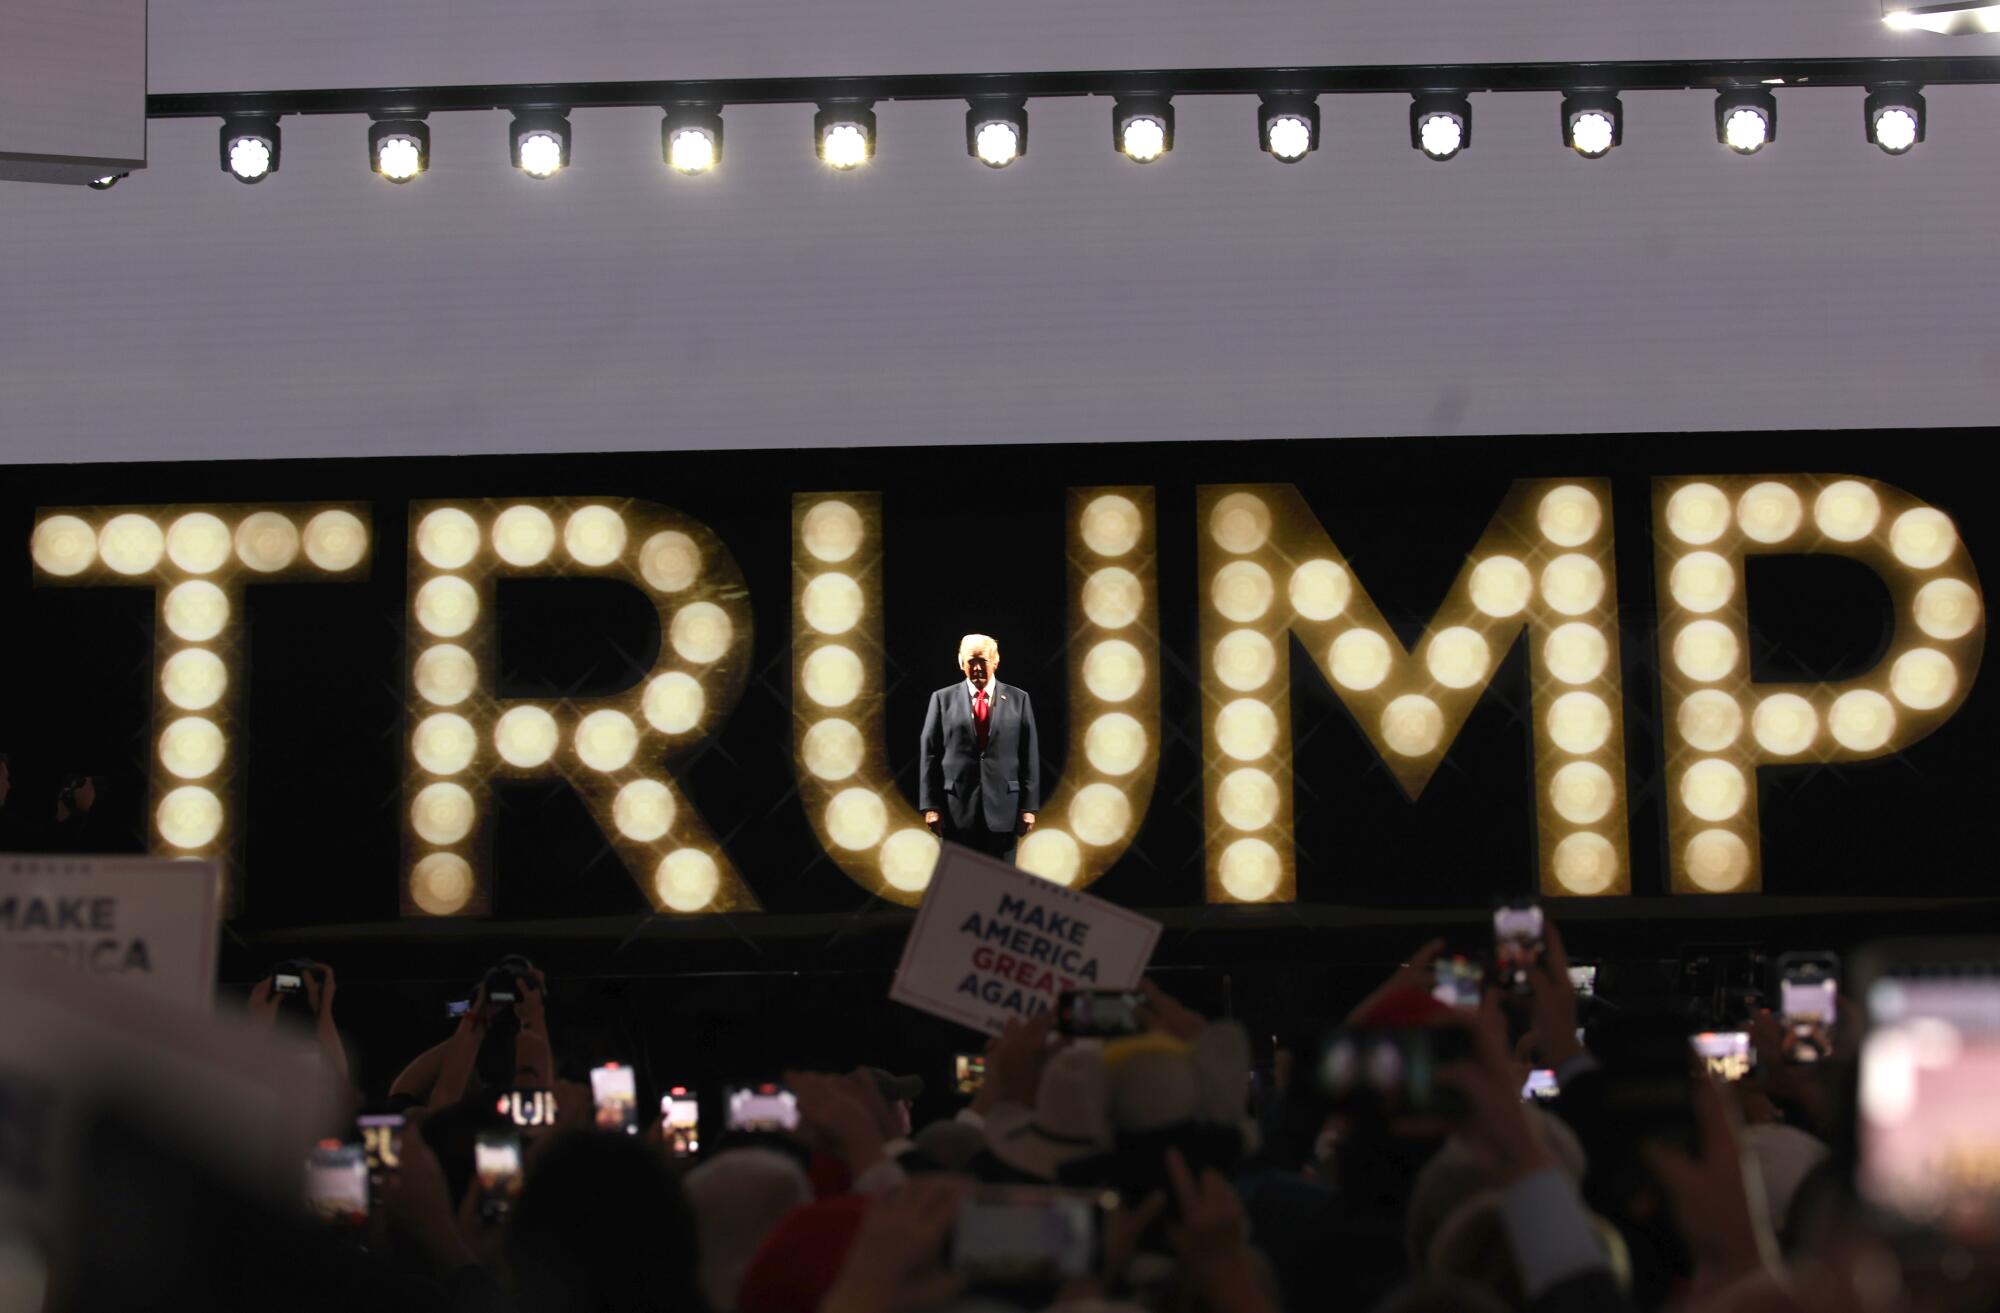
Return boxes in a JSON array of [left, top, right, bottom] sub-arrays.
[[966, 98, 1027, 168], [369, 118, 430, 183], [219, 115, 281, 183], [1715, 87, 1776, 154], [510, 109, 571, 179], [1259, 94, 1319, 162], [1561, 91, 1622, 158], [1410, 92, 1471, 160], [1865, 86, 1926, 154], [815, 101, 876, 169], [663, 105, 724, 174], [87, 173, 127, 190], [1113, 95, 1174, 163]]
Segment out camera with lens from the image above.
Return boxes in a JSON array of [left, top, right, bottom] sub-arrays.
[[480, 954, 540, 1006]]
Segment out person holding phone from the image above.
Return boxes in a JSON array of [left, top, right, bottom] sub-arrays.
[[919, 634, 1040, 862]]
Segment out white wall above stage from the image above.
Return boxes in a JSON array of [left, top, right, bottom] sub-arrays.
[[1, 0, 1994, 465]]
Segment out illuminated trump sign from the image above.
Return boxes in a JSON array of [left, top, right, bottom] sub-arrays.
[[27, 470, 1984, 919]]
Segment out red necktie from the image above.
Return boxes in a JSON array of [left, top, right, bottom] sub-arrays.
[[973, 688, 990, 749]]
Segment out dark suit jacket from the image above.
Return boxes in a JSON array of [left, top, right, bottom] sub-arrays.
[[919, 680, 1040, 832]]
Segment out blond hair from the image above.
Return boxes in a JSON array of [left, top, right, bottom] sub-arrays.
[[957, 633, 1000, 674]]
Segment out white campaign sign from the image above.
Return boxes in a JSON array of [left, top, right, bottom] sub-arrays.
[[0, 854, 220, 1010], [890, 842, 1162, 1036]]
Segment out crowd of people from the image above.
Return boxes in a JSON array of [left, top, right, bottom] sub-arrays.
[[26, 915, 2000, 1313]]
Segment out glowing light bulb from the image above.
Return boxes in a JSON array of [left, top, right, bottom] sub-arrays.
[[1328, 628, 1392, 691], [1685, 829, 1751, 892], [1538, 485, 1602, 547], [975, 121, 1020, 167], [1890, 508, 1956, 569], [1468, 555, 1532, 618], [234, 511, 299, 572], [1214, 630, 1278, 692], [1547, 691, 1613, 755], [1752, 693, 1818, 756], [614, 779, 675, 841], [518, 132, 563, 179], [1381, 695, 1445, 757], [1083, 640, 1145, 702], [564, 505, 627, 566], [411, 853, 474, 915], [1913, 578, 1979, 641], [1737, 482, 1802, 543], [417, 508, 481, 570], [493, 706, 559, 769], [1425, 626, 1490, 689], [414, 644, 477, 706], [880, 828, 940, 892], [825, 788, 888, 850], [1121, 116, 1167, 162], [1570, 111, 1615, 156], [1213, 561, 1276, 622], [376, 135, 423, 181], [415, 575, 479, 638], [802, 572, 865, 634], [803, 500, 866, 563], [1665, 483, 1730, 545], [1813, 480, 1881, 542], [1873, 107, 1919, 154], [671, 601, 733, 663], [823, 124, 870, 169], [669, 128, 717, 174], [1677, 690, 1743, 752], [303, 510, 368, 571], [640, 531, 701, 592], [643, 671, 704, 734], [413, 713, 478, 775], [229, 137, 272, 180], [1209, 493, 1271, 553], [1553, 832, 1618, 895], [492, 505, 556, 567], [1289, 559, 1352, 622], [412, 782, 476, 845], [1214, 699, 1279, 761], [802, 645, 863, 707], [1218, 838, 1282, 901], [1890, 648, 1956, 711], [1723, 108, 1770, 153], [1267, 115, 1312, 161], [1669, 552, 1735, 613], [99, 514, 164, 575], [1672, 620, 1738, 682], [575, 709, 639, 773], [162, 649, 228, 711], [1082, 568, 1144, 629], [1550, 760, 1616, 824], [166, 512, 232, 573], [1017, 830, 1082, 886], [1216, 768, 1280, 831], [1418, 114, 1463, 159], [1084, 713, 1147, 776], [654, 850, 720, 911], [1069, 784, 1131, 846], [164, 581, 230, 643], [159, 717, 225, 780], [1829, 689, 1896, 752], [1544, 623, 1609, 684], [1539, 555, 1605, 617], [1679, 759, 1746, 822], [1080, 495, 1142, 557], [802, 718, 865, 780], [157, 786, 223, 848]]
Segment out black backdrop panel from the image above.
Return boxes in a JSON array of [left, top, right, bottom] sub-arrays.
[[2, 431, 1993, 986]]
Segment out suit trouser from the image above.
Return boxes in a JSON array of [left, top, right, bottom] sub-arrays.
[[946, 814, 1016, 864]]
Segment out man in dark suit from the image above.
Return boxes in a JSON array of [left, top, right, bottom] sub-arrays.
[[919, 634, 1039, 863]]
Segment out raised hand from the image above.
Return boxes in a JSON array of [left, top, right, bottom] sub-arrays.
[[1643, 1075, 1776, 1293]]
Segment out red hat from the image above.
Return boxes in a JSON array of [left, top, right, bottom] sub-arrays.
[[736, 1195, 872, 1313], [1353, 986, 1458, 1029]]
